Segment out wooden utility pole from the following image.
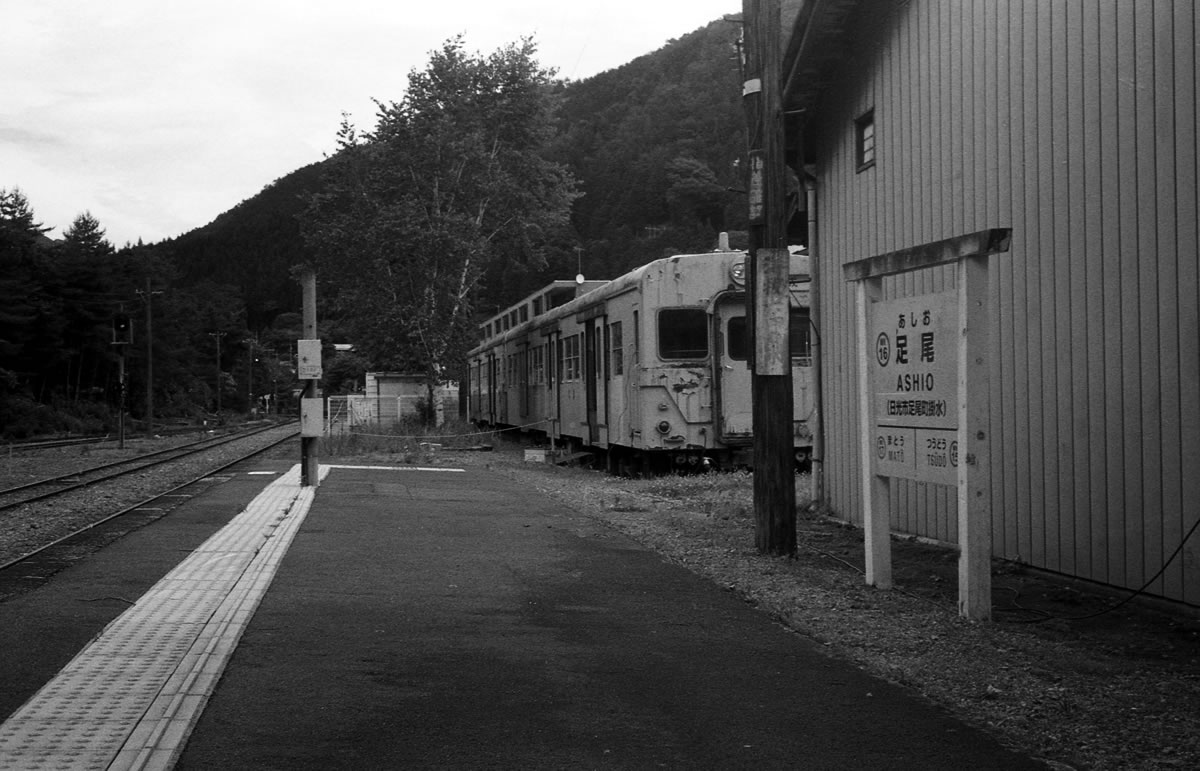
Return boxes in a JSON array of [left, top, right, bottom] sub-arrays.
[[208, 331, 226, 414], [136, 278, 162, 436], [743, 0, 796, 555]]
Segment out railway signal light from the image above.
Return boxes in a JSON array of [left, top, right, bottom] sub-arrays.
[[112, 314, 133, 345]]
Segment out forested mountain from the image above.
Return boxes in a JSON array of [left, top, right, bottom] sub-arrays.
[[548, 20, 747, 281], [1, 18, 748, 435], [166, 19, 746, 321], [163, 161, 325, 331]]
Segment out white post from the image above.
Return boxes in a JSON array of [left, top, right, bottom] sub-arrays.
[[856, 276, 892, 588], [957, 255, 992, 619]]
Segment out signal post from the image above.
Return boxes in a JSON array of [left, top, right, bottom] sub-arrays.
[[112, 313, 132, 450]]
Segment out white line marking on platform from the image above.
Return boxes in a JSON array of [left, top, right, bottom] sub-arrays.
[[324, 464, 465, 473], [246, 471, 278, 476]]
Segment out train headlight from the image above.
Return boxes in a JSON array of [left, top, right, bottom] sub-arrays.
[[656, 420, 672, 435], [730, 260, 746, 285]]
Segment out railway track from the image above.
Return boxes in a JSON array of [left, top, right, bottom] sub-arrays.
[[2, 435, 113, 452], [0, 422, 288, 512], [0, 422, 299, 592], [2, 422, 245, 454]]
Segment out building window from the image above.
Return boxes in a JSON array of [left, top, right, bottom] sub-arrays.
[[856, 109, 875, 171]]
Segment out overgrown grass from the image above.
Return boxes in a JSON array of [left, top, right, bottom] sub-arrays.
[[0, 395, 115, 440], [627, 471, 813, 520]]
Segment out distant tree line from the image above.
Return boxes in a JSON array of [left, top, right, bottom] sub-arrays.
[[0, 188, 304, 438]]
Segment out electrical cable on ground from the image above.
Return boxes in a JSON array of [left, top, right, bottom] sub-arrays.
[[995, 513, 1200, 624]]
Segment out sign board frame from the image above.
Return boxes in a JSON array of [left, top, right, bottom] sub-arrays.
[[868, 289, 959, 485], [300, 397, 324, 438], [843, 229, 1011, 621], [297, 339, 323, 381]]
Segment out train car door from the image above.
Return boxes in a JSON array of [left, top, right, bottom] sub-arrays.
[[584, 319, 601, 445], [518, 343, 530, 419], [487, 353, 498, 423], [714, 300, 753, 441]]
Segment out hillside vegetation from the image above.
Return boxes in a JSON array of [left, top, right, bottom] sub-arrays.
[[167, 19, 748, 318]]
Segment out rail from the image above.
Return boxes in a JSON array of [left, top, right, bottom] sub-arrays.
[[0, 423, 299, 577], [0, 422, 291, 512]]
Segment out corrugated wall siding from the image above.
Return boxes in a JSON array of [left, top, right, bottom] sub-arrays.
[[810, 0, 1199, 604]]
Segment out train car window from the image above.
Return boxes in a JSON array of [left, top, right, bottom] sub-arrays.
[[727, 311, 811, 363], [563, 334, 582, 381], [531, 345, 544, 385], [658, 308, 708, 360], [609, 321, 623, 376], [727, 316, 748, 361], [790, 308, 812, 365], [633, 311, 640, 365]]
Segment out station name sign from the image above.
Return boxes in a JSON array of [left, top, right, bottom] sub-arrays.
[[869, 290, 958, 485]]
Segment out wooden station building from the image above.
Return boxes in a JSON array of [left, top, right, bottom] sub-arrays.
[[780, 0, 1199, 606]]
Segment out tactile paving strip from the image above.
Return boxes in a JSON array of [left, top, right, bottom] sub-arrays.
[[0, 464, 327, 771]]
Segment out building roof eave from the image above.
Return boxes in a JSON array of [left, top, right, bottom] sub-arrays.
[[781, 0, 865, 114]]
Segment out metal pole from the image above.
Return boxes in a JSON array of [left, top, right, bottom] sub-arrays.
[[301, 269, 319, 486], [805, 172, 824, 504]]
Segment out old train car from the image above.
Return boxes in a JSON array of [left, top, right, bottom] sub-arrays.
[[467, 246, 814, 473]]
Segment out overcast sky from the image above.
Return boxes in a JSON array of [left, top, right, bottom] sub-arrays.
[[1, 1, 738, 248]]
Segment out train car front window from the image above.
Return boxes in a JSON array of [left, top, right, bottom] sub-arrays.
[[658, 309, 708, 360]]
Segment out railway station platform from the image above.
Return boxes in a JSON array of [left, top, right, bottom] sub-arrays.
[[0, 461, 1044, 770]]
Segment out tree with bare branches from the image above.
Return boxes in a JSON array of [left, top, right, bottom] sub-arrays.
[[302, 36, 578, 396]]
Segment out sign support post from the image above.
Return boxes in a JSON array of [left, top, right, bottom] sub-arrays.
[[844, 229, 1010, 620], [855, 275, 891, 588], [957, 253, 992, 619]]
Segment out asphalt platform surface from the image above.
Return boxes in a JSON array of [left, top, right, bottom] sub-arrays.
[[0, 460, 1044, 769]]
